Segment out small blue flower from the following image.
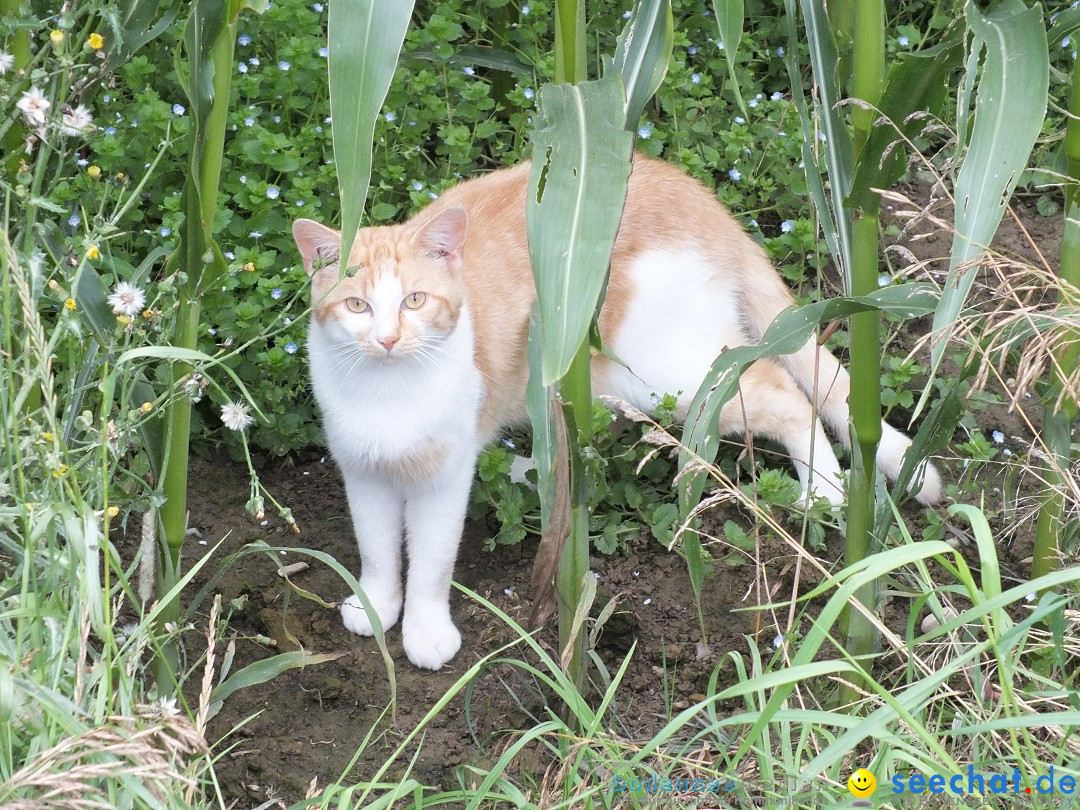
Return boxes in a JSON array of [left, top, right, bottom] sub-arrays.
[[266, 186, 280, 199], [734, 116, 745, 124], [319, 46, 328, 57], [315, 125, 322, 133], [748, 97, 759, 108], [623, 10, 632, 18], [776, 46, 785, 57], [687, 45, 697, 55], [385, 111, 396, 122], [749, 219, 759, 229], [780, 220, 794, 233], [271, 288, 283, 300], [250, 57, 260, 66], [1064, 35, 1072, 48], [728, 168, 741, 181], [502, 438, 516, 450], [412, 181, 424, 191], [239, 175, 247, 184], [991, 430, 1005, 444], [313, 2, 324, 10], [103, 94, 111, 103], [523, 87, 535, 100], [428, 191, 438, 199], [251, 231, 263, 238], [238, 33, 251, 46], [278, 60, 290, 71], [172, 103, 185, 116], [68, 214, 81, 227], [637, 126, 651, 139], [898, 35, 910, 47], [105, 126, 116, 135], [284, 317, 292, 326], [274, 115, 281, 123], [160, 226, 172, 237], [244, 116, 255, 127], [463, 66, 475, 76], [285, 341, 298, 354], [295, 200, 304, 206], [771, 91, 783, 101], [521, 4, 530, 14], [690, 73, 702, 84], [818, 130, 827, 143], [76, 158, 88, 167], [238, 62, 248, 74], [224, 252, 235, 261]]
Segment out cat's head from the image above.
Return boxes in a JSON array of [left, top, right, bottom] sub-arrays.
[[292, 207, 468, 362]]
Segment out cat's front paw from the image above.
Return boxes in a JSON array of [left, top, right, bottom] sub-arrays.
[[340, 590, 402, 637], [402, 611, 461, 670]]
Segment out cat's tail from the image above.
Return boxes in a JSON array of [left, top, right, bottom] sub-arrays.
[[739, 254, 943, 505]]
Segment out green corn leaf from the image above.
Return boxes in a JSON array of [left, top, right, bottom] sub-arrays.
[[784, 0, 855, 283], [403, 44, 533, 75], [207, 651, 346, 718], [609, 0, 674, 130], [527, 74, 634, 386], [1049, 6, 1080, 47], [329, 0, 414, 270], [712, 0, 747, 117], [678, 284, 940, 524], [925, 0, 1048, 393], [847, 38, 963, 211]]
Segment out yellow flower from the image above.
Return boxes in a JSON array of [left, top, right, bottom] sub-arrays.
[[42, 431, 54, 441], [86, 244, 100, 260], [52, 464, 68, 478], [142, 308, 155, 319], [140, 401, 153, 413], [116, 314, 132, 326], [64, 297, 77, 311], [88, 32, 104, 50], [243, 262, 255, 272], [50, 29, 64, 47], [87, 165, 101, 179], [107, 505, 119, 518]]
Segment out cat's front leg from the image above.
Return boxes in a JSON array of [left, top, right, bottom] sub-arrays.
[[400, 446, 477, 670], [340, 470, 405, 636]]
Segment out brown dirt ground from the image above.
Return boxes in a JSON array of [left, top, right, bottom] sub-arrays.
[[151, 186, 1065, 806]]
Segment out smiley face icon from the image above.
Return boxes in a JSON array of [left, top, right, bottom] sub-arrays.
[[848, 769, 877, 799]]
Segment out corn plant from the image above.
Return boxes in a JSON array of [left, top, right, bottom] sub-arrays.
[[525, 0, 672, 694], [760, 0, 1046, 699], [1034, 13, 1080, 582]]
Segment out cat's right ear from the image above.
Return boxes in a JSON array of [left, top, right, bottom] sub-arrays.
[[292, 219, 341, 276]]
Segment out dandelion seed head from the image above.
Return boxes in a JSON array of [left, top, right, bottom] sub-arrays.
[[220, 401, 254, 431]]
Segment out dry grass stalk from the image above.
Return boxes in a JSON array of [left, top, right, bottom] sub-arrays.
[[1, 704, 208, 809]]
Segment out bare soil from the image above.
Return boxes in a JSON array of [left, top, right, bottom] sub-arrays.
[[160, 188, 1062, 806]]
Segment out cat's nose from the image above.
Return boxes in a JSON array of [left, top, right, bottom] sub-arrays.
[[378, 335, 399, 352]]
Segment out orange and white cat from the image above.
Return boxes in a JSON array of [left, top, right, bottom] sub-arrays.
[[293, 154, 941, 670]]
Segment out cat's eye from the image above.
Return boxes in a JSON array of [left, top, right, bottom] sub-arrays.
[[344, 297, 369, 313], [403, 292, 427, 310]]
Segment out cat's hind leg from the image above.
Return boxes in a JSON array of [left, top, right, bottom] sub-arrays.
[[340, 472, 405, 636], [712, 360, 846, 506]]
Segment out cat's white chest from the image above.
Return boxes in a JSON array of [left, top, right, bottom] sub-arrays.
[[308, 310, 482, 473]]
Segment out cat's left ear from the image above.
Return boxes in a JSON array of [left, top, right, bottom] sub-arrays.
[[292, 219, 341, 276], [413, 206, 467, 272]]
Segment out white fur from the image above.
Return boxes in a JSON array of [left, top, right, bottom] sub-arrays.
[[594, 249, 846, 505], [310, 305, 481, 669]]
